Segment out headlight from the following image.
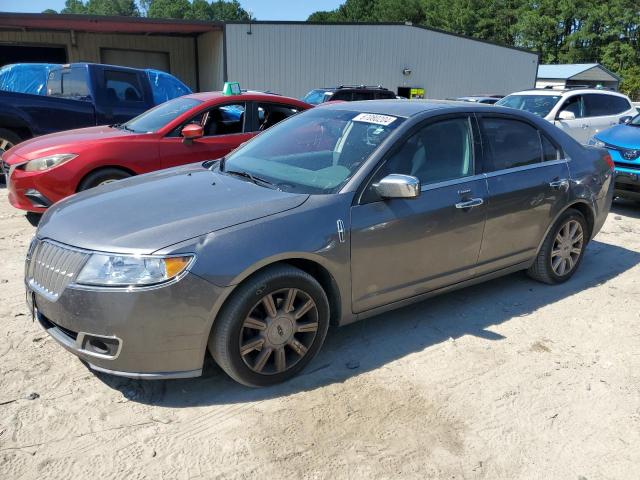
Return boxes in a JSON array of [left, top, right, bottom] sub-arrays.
[[587, 136, 605, 148], [22, 153, 77, 172], [622, 149, 640, 160], [75, 254, 194, 287]]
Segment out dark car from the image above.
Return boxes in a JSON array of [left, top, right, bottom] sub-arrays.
[[26, 101, 614, 387], [455, 96, 503, 104], [0, 62, 191, 152], [303, 85, 396, 104]]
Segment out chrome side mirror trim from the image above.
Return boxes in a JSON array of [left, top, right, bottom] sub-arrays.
[[374, 174, 420, 199]]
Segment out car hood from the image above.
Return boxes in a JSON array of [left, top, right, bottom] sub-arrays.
[[596, 124, 640, 148], [5, 125, 140, 164], [37, 164, 310, 254]]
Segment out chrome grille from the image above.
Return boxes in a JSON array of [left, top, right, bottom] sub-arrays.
[[27, 240, 89, 300]]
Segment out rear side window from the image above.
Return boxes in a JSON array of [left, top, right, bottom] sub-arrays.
[[352, 91, 374, 101], [375, 90, 395, 100], [481, 118, 542, 171], [332, 91, 353, 101], [61, 68, 90, 98], [585, 94, 631, 117], [105, 70, 143, 103], [541, 134, 560, 162]]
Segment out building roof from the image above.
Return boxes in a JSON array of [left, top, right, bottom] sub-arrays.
[[0, 12, 222, 35], [537, 63, 620, 81]]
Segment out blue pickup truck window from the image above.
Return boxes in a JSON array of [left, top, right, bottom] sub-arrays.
[[146, 69, 191, 104], [105, 70, 143, 103]]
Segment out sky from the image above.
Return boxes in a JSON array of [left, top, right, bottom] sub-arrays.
[[0, 0, 343, 20]]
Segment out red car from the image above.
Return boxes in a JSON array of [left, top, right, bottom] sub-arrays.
[[3, 91, 310, 212]]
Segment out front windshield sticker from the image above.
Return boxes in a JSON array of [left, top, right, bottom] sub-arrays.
[[353, 113, 397, 126]]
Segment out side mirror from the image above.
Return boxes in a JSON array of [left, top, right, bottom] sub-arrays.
[[181, 124, 203, 144], [619, 116, 632, 124], [374, 174, 420, 199], [557, 110, 576, 121]]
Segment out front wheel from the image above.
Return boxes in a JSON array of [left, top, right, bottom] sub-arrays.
[[78, 168, 132, 191], [527, 209, 588, 284], [209, 265, 330, 387]]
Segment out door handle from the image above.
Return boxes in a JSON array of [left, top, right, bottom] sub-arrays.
[[455, 198, 484, 209], [549, 179, 569, 190]]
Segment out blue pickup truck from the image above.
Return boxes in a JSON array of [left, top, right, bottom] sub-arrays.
[[0, 62, 191, 152]]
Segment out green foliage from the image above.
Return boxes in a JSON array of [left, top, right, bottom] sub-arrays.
[[61, 0, 139, 16], [309, 0, 640, 99]]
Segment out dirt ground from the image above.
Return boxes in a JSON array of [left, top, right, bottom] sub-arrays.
[[0, 190, 639, 480]]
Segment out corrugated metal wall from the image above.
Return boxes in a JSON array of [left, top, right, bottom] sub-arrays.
[[197, 30, 224, 91], [0, 30, 197, 89], [224, 23, 538, 99]]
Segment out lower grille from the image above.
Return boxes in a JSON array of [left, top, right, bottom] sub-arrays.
[[615, 162, 640, 172], [26, 240, 89, 300]]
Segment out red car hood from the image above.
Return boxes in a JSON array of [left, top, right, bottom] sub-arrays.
[[5, 125, 140, 164]]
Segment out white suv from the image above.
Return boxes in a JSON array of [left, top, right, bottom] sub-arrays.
[[496, 88, 637, 144]]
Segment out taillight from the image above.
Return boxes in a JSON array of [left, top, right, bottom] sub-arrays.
[[603, 152, 614, 170]]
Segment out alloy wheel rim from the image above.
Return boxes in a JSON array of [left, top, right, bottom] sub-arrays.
[[239, 288, 319, 375], [551, 219, 584, 276], [0, 138, 14, 154]]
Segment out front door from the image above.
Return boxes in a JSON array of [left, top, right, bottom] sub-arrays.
[[159, 102, 254, 169], [476, 115, 570, 273], [350, 116, 487, 313]]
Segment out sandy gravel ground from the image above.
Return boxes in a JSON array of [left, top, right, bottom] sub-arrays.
[[1, 189, 639, 480]]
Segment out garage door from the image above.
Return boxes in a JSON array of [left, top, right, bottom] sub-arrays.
[[100, 48, 170, 72]]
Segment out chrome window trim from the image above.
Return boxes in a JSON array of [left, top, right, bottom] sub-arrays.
[[420, 173, 486, 192], [483, 158, 568, 179]]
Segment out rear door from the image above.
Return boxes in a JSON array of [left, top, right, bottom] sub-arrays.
[[350, 115, 487, 312], [583, 93, 633, 137], [159, 101, 252, 169], [476, 115, 570, 273], [94, 67, 153, 125]]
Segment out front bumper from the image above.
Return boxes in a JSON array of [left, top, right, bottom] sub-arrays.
[[614, 170, 640, 200], [28, 272, 224, 379]]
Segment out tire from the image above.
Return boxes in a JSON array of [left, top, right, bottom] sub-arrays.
[[527, 209, 588, 285], [78, 168, 132, 191], [0, 128, 21, 153], [209, 264, 330, 387]]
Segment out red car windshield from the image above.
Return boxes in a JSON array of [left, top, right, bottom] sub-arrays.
[[121, 97, 202, 133]]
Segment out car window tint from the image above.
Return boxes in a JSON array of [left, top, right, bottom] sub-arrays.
[[55, 68, 89, 98], [541, 134, 560, 162], [256, 103, 300, 131], [178, 103, 246, 137], [105, 70, 143, 103], [481, 118, 542, 171], [352, 91, 374, 101], [375, 91, 395, 100], [381, 117, 473, 185], [332, 91, 352, 101], [559, 95, 584, 118], [125, 97, 202, 133], [585, 94, 629, 117]]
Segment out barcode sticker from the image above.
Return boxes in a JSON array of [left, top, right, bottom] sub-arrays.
[[352, 113, 397, 126]]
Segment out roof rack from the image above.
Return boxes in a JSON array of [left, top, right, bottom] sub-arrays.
[[336, 84, 389, 90]]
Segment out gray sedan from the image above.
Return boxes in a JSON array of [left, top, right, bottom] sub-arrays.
[[26, 100, 614, 387]]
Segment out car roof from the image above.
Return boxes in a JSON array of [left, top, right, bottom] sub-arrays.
[[320, 99, 495, 117], [508, 88, 629, 98], [184, 91, 308, 105]]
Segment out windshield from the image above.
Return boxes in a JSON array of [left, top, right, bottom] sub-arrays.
[[496, 94, 561, 117], [630, 113, 640, 126], [122, 97, 202, 133], [222, 108, 404, 194], [303, 89, 331, 105]]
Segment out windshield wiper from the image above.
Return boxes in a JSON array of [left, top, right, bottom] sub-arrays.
[[225, 169, 278, 190]]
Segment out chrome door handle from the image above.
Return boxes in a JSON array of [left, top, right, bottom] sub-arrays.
[[455, 198, 484, 209], [549, 179, 569, 190]]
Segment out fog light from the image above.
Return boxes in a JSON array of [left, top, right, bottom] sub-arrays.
[[80, 334, 121, 358]]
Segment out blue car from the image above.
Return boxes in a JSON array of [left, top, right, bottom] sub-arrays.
[[589, 114, 640, 201]]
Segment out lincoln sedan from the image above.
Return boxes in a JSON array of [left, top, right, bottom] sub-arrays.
[[26, 100, 614, 387]]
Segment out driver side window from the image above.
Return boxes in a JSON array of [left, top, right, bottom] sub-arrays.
[[172, 103, 246, 137], [558, 95, 584, 118]]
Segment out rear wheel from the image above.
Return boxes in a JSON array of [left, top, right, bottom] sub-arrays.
[[209, 265, 330, 387], [78, 168, 132, 191], [527, 209, 588, 284]]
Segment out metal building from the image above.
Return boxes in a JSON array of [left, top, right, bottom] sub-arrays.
[[536, 64, 621, 91], [0, 13, 538, 98]]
